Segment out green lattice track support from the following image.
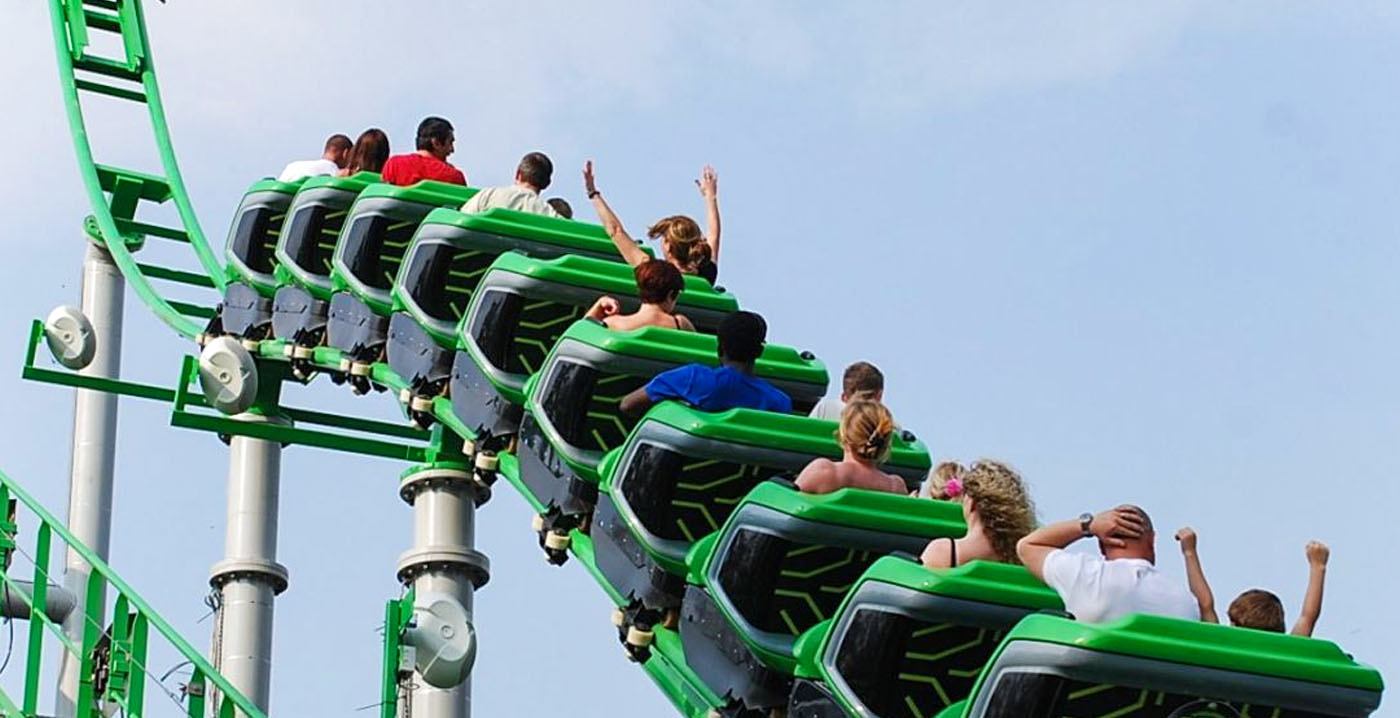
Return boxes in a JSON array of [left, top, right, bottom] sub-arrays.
[[49, 0, 226, 339], [0, 470, 265, 718]]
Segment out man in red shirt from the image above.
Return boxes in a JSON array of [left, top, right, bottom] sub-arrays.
[[381, 116, 468, 186]]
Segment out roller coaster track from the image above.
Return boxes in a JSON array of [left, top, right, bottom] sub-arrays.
[[8, 2, 1385, 718], [49, 0, 224, 339], [17, 1, 722, 716]]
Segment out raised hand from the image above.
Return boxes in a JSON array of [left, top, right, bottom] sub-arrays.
[[695, 164, 717, 199], [583, 160, 598, 196], [1090, 506, 1147, 548], [1305, 540, 1330, 567], [1174, 527, 1198, 553]]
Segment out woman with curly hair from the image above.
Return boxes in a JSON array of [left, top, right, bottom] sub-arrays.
[[795, 401, 906, 495], [921, 460, 1037, 568]]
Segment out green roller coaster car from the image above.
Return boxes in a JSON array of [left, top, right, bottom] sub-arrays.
[[384, 208, 643, 409], [270, 172, 379, 349], [788, 555, 1061, 718], [949, 613, 1383, 718], [590, 403, 932, 640], [450, 253, 738, 439], [224, 177, 304, 296], [514, 320, 828, 556], [272, 173, 381, 301], [680, 481, 965, 714], [325, 181, 476, 365], [214, 177, 303, 341]]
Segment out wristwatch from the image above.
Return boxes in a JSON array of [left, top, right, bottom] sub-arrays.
[[1078, 512, 1094, 537]]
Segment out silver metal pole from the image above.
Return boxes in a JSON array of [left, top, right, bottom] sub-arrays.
[[397, 466, 489, 718], [1, 580, 77, 622], [208, 414, 289, 714], [55, 243, 124, 718]]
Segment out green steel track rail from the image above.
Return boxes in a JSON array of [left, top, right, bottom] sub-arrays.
[[0, 470, 265, 718], [49, 0, 225, 338], [27, 1, 739, 716]]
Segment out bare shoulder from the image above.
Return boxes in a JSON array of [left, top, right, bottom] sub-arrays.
[[795, 457, 839, 492]]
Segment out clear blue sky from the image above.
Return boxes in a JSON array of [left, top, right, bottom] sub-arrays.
[[2, 2, 1396, 715]]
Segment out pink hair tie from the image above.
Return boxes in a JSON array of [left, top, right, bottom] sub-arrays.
[[944, 477, 963, 499]]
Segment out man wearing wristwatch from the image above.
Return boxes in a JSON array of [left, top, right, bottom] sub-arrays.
[[1017, 505, 1199, 623]]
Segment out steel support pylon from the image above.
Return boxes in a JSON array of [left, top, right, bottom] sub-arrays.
[[55, 243, 125, 718], [396, 454, 489, 718], [208, 413, 289, 714]]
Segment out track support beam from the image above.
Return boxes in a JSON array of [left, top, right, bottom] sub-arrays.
[[208, 412, 289, 714], [55, 243, 125, 718], [395, 442, 489, 718]]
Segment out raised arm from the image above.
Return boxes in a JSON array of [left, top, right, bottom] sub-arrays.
[[696, 165, 721, 262], [584, 160, 648, 267], [1291, 540, 1329, 637], [1174, 527, 1219, 623], [1018, 507, 1145, 582]]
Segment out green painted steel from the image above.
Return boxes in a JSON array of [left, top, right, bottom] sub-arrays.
[[795, 557, 1062, 717], [0, 469, 266, 718], [687, 482, 966, 675], [273, 172, 381, 300], [49, 0, 226, 339], [34, 4, 1386, 718], [455, 252, 738, 403], [224, 178, 305, 295], [522, 319, 828, 486], [328, 183, 478, 314], [954, 613, 1384, 717], [598, 402, 931, 574], [379, 590, 416, 718], [993, 612, 1382, 693], [391, 210, 658, 348], [615, 401, 930, 474]]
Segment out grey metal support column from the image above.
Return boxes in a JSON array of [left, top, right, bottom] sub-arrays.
[[208, 413, 289, 714], [397, 465, 489, 718], [55, 243, 125, 718]]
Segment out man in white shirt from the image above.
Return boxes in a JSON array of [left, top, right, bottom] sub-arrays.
[[809, 361, 884, 421], [1018, 505, 1199, 623], [460, 152, 561, 218], [277, 134, 351, 182]]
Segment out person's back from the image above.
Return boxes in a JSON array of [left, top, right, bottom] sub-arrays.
[[382, 116, 467, 187], [461, 153, 560, 217], [1019, 505, 1199, 624], [618, 311, 791, 416], [647, 364, 790, 413], [586, 260, 695, 333], [278, 133, 351, 182], [796, 401, 905, 495], [1044, 550, 1198, 623]]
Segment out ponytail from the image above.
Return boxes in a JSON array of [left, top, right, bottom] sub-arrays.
[[838, 401, 896, 463], [647, 215, 709, 274]]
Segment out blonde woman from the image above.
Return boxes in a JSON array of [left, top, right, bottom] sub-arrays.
[[583, 160, 719, 284], [921, 460, 1036, 568], [795, 401, 906, 495]]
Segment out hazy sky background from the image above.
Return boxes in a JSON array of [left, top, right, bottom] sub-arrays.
[[2, 1, 1397, 715]]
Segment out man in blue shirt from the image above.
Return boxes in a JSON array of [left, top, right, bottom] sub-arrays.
[[619, 311, 793, 416]]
